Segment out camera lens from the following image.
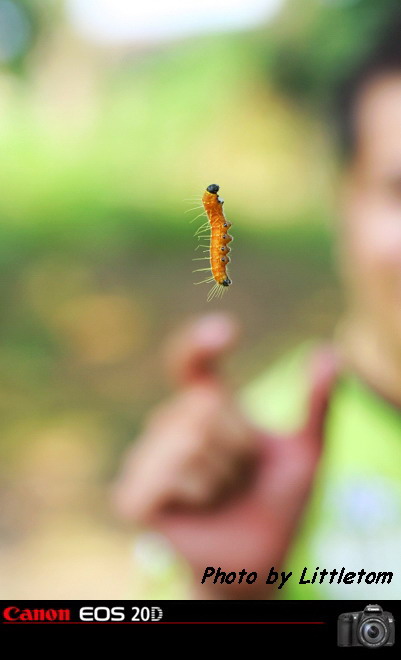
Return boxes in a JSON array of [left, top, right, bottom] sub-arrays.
[[367, 625, 380, 639], [360, 620, 387, 647]]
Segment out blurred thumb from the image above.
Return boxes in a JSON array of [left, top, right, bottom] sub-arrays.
[[300, 343, 342, 446], [163, 313, 241, 387]]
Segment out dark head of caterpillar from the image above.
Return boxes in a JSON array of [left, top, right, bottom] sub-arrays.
[[222, 278, 231, 287], [206, 183, 219, 194]]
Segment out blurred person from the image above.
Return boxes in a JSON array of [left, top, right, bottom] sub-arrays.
[[113, 16, 401, 599]]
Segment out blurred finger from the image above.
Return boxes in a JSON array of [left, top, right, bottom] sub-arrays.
[[163, 313, 241, 387], [301, 343, 342, 446]]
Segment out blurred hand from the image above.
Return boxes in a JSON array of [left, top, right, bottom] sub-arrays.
[[112, 313, 340, 599]]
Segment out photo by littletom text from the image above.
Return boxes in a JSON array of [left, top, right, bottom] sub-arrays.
[[201, 566, 394, 590]]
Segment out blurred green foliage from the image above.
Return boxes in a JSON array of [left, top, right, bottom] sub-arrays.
[[267, 0, 401, 108]]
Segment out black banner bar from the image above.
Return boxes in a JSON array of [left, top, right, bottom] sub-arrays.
[[1, 599, 399, 649]]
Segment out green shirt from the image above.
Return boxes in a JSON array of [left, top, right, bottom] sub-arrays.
[[240, 339, 401, 599]]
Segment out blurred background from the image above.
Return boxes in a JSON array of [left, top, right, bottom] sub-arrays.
[[0, 0, 397, 598]]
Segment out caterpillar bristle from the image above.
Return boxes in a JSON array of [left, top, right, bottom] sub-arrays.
[[189, 212, 207, 225], [194, 223, 209, 234], [185, 206, 204, 213], [207, 282, 222, 302]]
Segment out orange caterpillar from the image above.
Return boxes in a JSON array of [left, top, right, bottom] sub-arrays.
[[193, 184, 233, 302]]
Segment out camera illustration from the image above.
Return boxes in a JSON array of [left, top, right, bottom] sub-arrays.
[[338, 604, 395, 648]]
